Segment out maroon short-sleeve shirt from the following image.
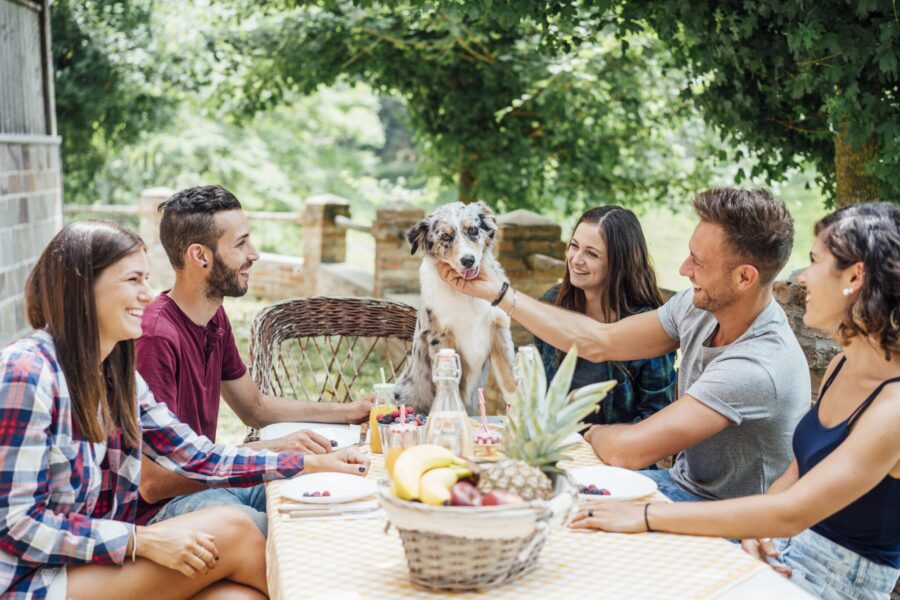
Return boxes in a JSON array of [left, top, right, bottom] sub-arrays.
[[134, 291, 247, 522]]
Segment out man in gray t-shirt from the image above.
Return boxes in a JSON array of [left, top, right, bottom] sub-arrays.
[[439, 187, 811, 502], [657, 289, 808, 499]]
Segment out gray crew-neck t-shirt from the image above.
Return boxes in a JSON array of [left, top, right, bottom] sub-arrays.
[[657, 289, 810, 500]]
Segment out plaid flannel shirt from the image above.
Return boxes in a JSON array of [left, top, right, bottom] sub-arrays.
[[0, 330, 304, 598], [534, 287, 676, 425]]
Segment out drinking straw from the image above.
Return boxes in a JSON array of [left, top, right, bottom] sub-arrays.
[[399, 404, 407, 424], [380, 367, 387, 385], [477, 388, 489, 432]]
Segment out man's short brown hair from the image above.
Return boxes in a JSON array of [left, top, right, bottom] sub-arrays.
[[157, 185, 242, 269], [693, 188, 794, 284]]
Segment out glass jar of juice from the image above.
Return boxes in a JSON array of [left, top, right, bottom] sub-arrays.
[[385, 420, 419, 475], [368, 383, 396, 454]]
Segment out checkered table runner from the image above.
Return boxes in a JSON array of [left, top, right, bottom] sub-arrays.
[[266, 438, 766, 599]]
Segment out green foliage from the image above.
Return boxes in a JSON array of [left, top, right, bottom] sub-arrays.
[[211, 1, 723, 211], [624, 0, 900, 203], [52, 0, 178, 204], [449, 0, 900, 204]]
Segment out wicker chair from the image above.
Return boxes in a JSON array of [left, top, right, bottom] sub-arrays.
[[246, 296, 418, 441]]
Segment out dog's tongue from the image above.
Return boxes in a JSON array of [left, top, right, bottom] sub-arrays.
[[462, 267, 479, 280]]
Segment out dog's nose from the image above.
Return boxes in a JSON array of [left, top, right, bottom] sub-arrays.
[[460, 255, 475, 268]]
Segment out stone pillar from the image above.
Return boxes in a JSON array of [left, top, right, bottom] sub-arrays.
[[774, 270, 839, 402], [301, 195, 351, 295], [372, 202, 424, 298], [494, 209, 566, 346], [139, 187, 175, 293]]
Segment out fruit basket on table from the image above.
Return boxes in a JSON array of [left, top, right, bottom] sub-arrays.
[[378, 346, 616, 591]]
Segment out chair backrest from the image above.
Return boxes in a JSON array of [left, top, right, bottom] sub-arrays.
[[250, 296, 418, 404]]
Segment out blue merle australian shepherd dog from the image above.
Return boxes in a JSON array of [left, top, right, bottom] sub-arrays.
[[394, 201, 516, 413]]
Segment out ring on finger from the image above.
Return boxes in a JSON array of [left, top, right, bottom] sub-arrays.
[[760, 537, 772, 544]]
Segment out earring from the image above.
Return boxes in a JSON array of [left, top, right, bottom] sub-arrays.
[[842, 287, 853, 296], [202, 262, 208, 269]]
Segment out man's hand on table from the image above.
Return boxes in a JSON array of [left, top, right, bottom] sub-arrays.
[[340, 395, 374, 424], [247, 430, 333, 454], [304, 447, 371, 476]]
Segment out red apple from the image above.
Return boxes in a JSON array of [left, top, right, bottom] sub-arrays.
[[481, 489, 525, 506], [450, 481, 483, 506]]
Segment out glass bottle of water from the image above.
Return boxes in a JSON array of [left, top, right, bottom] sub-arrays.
[[424, 348, 473, 457]]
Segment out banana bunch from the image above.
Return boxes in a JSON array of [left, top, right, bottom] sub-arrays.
[[391, 445, 472, 506]]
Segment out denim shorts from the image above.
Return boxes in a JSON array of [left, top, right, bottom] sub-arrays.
[[773, 529, 899, 599], [150, 484, 268, 535], [639, 468, 706, 502]]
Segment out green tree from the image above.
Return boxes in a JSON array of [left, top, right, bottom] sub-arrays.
[[452, 0, 900, 206], [52, 0, 179, 204], [213, 2, 721, 211]]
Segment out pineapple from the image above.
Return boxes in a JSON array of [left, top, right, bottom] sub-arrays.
[[477, 345, 615, 500]]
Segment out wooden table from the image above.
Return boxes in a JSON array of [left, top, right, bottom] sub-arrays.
[[265, 439, 812, 599]]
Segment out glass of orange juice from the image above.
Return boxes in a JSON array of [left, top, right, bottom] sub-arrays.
[[368, 383, 396, 454], [385, 420, 419, 474]]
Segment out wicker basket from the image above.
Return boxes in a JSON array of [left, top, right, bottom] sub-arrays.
[[378, 474, 577, 591]]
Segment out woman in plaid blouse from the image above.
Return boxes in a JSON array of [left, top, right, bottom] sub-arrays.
[[0, 221, 369, 599]]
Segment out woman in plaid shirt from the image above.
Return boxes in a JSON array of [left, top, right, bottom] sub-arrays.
[[0, 221, 369, 599]]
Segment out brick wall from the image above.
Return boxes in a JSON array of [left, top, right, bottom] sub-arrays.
[[0, 140, 63, 345]]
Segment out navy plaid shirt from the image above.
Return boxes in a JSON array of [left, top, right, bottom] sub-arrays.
[[534, 287, 676, 425]]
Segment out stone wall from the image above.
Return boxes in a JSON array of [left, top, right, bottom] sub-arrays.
[[0, 140, 62, 345], [774, 270, 840, 401]]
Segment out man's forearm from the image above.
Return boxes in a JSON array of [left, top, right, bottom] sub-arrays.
[[497, 289, 612, 362], [253, 396, 349, 427], [589, 424, 662, 470]]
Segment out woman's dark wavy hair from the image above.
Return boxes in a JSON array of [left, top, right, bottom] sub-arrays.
[[814, 202, 899, 360], [556, 205, 665, 322], [25, 221, 145, 447]]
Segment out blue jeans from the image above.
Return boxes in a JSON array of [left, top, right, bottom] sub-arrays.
[[773, 529, 899, 599], [639, 468, 705, 502], [150, 484, 268, 535]]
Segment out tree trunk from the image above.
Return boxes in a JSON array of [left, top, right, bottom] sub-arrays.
[[834, 125, 880, 207], [458, 147, 476, 204]]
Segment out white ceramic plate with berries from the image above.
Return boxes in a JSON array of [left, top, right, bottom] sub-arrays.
[[567, 465, 658, 501], [282, 472, 378, 504], [259, 422, 360, 450]]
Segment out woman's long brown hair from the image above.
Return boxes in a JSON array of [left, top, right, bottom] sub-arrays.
[[25, 221, 144, 447], [556, 205, 664, 323]]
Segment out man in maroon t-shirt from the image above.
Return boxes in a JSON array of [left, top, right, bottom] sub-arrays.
[[136, 185, 372, 533]]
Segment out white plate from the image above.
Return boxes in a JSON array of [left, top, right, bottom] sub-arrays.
[[258, 422, 360, 449], [566, 465, 658, 501], [281, 472, 377, 504]]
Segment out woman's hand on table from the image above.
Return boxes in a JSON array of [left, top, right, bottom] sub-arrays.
[[260, 430, 333, 454], [741, 538, 793, 577], [569, 500, 649, 533], [136, 524, 219, 577], [303, 447, 370, 476], [438, 261, 504, 301]]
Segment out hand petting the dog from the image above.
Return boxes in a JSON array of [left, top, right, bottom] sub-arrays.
[[438, 261, 505, 301]]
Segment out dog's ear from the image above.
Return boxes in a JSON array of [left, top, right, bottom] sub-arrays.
[[475, 201, 497, 240], [407, 218, 430, 255]]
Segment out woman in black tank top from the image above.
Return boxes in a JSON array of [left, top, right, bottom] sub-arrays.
[[570, 203, 900, 600]]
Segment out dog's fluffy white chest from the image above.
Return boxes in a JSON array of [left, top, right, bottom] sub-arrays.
[[420, 261, 495, 373]]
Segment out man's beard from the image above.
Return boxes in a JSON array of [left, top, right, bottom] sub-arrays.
[[693, 283, 737, 313], [205, 254, 249, 300]]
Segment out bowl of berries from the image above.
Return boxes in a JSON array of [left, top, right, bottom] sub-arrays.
[[568, 465, 658, 501], [376, 408, 427, 447]]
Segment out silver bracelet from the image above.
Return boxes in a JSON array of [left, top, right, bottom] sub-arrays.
[[505, 288, 517, 318], [131, 523, 137, 563]]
